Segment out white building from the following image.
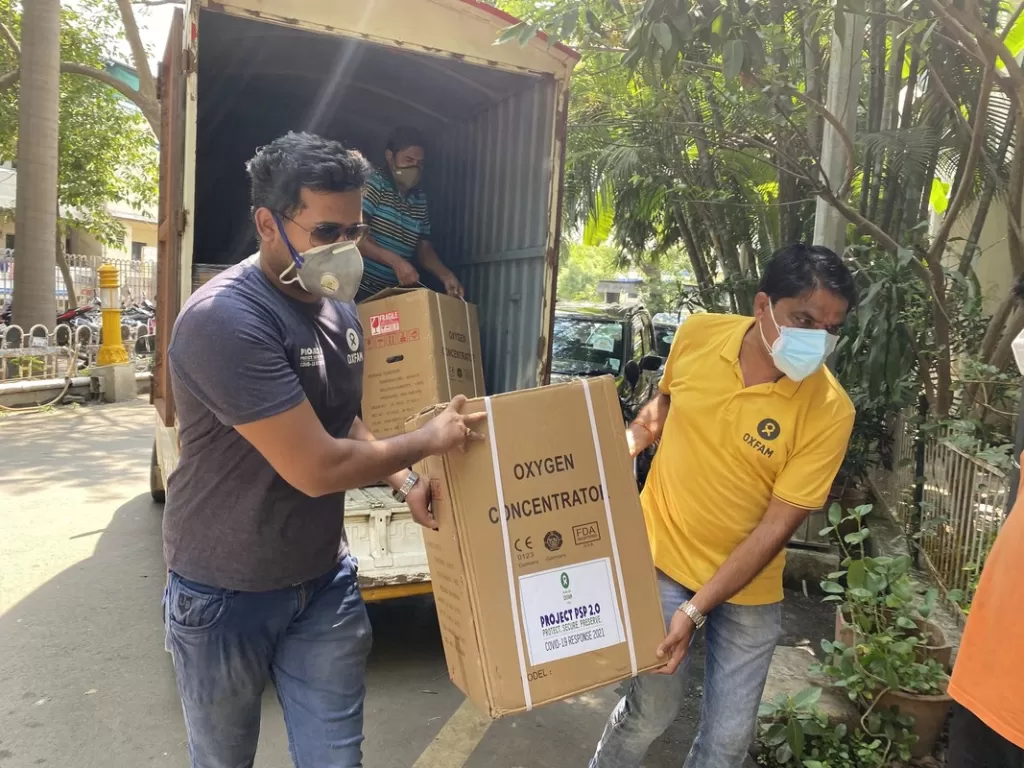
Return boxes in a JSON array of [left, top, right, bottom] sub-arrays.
[[0, 162, 158, 262]]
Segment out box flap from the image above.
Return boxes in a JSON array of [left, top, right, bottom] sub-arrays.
[[360, 286, 425, 303]]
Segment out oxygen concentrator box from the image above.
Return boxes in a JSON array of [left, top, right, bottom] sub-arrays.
[[408, 376, 665, 718]]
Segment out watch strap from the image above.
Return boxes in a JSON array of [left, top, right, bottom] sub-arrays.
[[393, 470, 419, 503], [678, 600, 706, 629]]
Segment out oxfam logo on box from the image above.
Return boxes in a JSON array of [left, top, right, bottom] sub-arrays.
[[561, 572, 570, 589]]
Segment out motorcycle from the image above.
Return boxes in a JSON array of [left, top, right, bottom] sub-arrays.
[[1, 301, 96, 332]]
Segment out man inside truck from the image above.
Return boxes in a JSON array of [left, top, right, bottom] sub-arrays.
[[162, 131, 485, 768], [591, 244, 857, 768], [356, 125, 465, 300]]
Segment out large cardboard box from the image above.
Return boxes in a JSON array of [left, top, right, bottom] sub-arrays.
[[358, 288, 485, 438], [410, 377, 666, 717]]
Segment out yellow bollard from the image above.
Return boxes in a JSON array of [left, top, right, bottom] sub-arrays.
[[96, 263, 129, 366]]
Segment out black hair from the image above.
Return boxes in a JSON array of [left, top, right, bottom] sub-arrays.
[[247, 131, 372, 218], [386, 126, 426, 155], [758, 243, 858, 310]]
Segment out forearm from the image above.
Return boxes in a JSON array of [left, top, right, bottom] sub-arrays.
[[689, 512, 803, 615], [359, 238, 404, 270], [348, 417, 412, 491], [311, 428, 433, 497], [636, 392, 670, 436], [627, 392, 671, 453], [417, 242, 451, 279]]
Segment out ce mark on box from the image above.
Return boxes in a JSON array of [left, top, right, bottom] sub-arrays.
[[514, 536, 537, 563]]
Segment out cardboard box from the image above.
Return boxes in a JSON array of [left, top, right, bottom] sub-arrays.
[[358, 288, 485, 438], [410, 376, 666, 717]]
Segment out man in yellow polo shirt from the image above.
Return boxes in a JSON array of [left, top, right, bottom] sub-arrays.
[[590, 243, 856, 768]]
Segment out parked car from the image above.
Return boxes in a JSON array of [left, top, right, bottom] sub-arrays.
[[551, 302, 662, 487], [651, 311, 688, 375]]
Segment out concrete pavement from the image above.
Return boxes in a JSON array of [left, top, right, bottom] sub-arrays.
[[0, 399, 832, 768]]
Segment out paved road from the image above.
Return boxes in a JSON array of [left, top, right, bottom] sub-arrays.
[[0, 399, 830, 768]]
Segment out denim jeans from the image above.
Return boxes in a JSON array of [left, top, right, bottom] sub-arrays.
[[164, 555, 372, 768], [590, 571, 781, 768]]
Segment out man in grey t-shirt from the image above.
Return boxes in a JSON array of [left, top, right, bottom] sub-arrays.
[[163, 132, 483, 768]]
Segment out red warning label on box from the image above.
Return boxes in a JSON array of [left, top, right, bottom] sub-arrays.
[[366, 328, 420, 350], [368, 311, 400, 336]]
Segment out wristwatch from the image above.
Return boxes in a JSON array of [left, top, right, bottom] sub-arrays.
[[678, 600, 706, 629], [393, 470, 419, 503]]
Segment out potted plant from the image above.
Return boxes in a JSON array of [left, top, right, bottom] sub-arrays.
[[755, 687, 915, 767], [817, 503, 954, 757], [819, 631, 952, 758], [820, 504, 952, 668]]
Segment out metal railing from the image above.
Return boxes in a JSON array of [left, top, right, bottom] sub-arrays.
[[920, 435, 1009, 597], [870, 414, 1010, 600], [0, 322, 154, 383], [0, 252, 156, 310], [871, 413, 920, 527]]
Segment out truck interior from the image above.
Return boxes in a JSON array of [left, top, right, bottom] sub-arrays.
[[191, 9, 561, 393]]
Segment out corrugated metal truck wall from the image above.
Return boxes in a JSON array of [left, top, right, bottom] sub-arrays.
[[430, 78, 556, 394]]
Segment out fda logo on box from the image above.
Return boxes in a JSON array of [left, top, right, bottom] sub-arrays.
[[572, 522, 601, 546]]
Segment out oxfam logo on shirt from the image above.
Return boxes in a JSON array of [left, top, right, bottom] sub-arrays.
[[561, 572, 570, 590]]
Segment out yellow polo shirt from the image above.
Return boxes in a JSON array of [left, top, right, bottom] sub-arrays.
[[643, 313, 854, 605]]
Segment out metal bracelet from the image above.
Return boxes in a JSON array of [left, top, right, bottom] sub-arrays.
[[393, 470, 419, 503], [677, 600, 706, 630]]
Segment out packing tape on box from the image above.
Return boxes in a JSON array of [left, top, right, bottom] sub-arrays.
[[435, 291, 480, 401], [483, 378, 637, 712], [484, 395, 534, 711], [581, 378, 638, 678]]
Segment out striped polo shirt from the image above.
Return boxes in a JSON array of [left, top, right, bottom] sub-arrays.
[[361, 168, 431, 285]]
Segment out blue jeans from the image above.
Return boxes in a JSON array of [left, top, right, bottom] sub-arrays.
[[590, 571, 781, 768], [164, 556, 372, 768]]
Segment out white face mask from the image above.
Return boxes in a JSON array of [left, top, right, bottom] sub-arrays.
[[759, 303, 838, 381], [272, 213, 364, 301], [278, 240, 364, 302]]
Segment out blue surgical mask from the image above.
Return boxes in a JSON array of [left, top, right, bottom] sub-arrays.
[[759, 303, 838, 381]]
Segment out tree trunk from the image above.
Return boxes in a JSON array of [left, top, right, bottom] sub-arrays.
[[638, 257, 665, 313], [679, 91, 747, 310], [883, 36, 920, 237], [960, 111, 1015, 274], [803, 12, 823, 159], [860, 1, 887, 219], [673, 202, 713, 300], [114, 0, 158, 105], [870, 33, 905, 222], [12, 0, 60, 330], [0, 62, 160, 135], [56, 212, 77, 310]]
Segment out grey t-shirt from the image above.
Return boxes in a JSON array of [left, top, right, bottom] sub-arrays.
[[163, 256, 364, 591]]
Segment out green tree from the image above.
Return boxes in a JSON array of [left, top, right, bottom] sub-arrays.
[[503, 0, 1024, 426], [0, 0, 158, 311], [557, 242, 617, 303]]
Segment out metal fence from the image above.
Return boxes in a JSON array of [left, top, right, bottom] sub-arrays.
[[0, 322, 154, 383], [871, 413, 920, 526], [870, 414, 1011, 600], [0, 251, 156, 310]]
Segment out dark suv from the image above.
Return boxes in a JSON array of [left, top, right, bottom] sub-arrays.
[[550, 303, 663, 486]]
